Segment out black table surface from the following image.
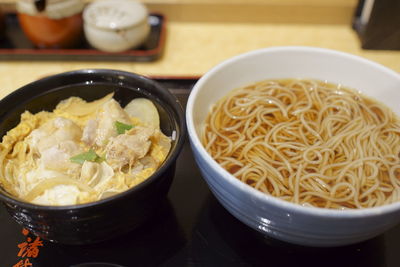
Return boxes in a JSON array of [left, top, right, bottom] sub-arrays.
[[1, 78, 400, 267]]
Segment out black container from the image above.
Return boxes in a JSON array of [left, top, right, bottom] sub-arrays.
[[0, 69, 186, 245], [353, 0, 400, 50]]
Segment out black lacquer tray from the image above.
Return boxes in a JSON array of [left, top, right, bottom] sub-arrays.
[[0, 13, 166, 61], [1, 78, 400, 267]]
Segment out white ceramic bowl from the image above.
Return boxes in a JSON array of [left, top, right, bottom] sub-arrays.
[[186, 46, 400, 247], [83, 0, 150, 52]]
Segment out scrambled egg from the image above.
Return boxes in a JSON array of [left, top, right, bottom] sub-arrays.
[[0, 94, 171, 206]]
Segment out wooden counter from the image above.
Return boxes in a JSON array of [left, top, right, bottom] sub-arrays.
[[0, 0, 399, 99]]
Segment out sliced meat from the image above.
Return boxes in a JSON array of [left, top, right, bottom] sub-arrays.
[[105, 126, 154, 170], [94, 99, 131, 147]]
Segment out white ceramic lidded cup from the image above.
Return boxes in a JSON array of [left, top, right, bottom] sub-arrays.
[[83, 0, 150, 52]]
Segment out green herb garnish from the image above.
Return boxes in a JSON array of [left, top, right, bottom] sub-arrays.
[[70, 149, 104, 164], [115, 121, 134, 134]]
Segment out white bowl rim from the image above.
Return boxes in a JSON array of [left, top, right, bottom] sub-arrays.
[[186, 45, 400, 218]]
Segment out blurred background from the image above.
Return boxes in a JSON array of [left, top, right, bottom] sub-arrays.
[[0, 0, 397, 99]]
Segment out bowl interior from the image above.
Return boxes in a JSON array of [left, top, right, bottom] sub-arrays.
[[186, 47, 400, 246], [190, 47, 400, 138], [187, 46, 400, 217], [0, 82, 177, 138], [0, 69, 184, 207]]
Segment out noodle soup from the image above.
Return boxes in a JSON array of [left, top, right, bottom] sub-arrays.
[[202, 79, 400, 209]]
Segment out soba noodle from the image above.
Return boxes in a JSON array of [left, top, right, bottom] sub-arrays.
[[202, 79, 400, 209]]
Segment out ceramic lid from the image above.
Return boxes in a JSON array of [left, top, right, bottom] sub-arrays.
[[17, 0, 84, 19], [83, 0, 149, 30]]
